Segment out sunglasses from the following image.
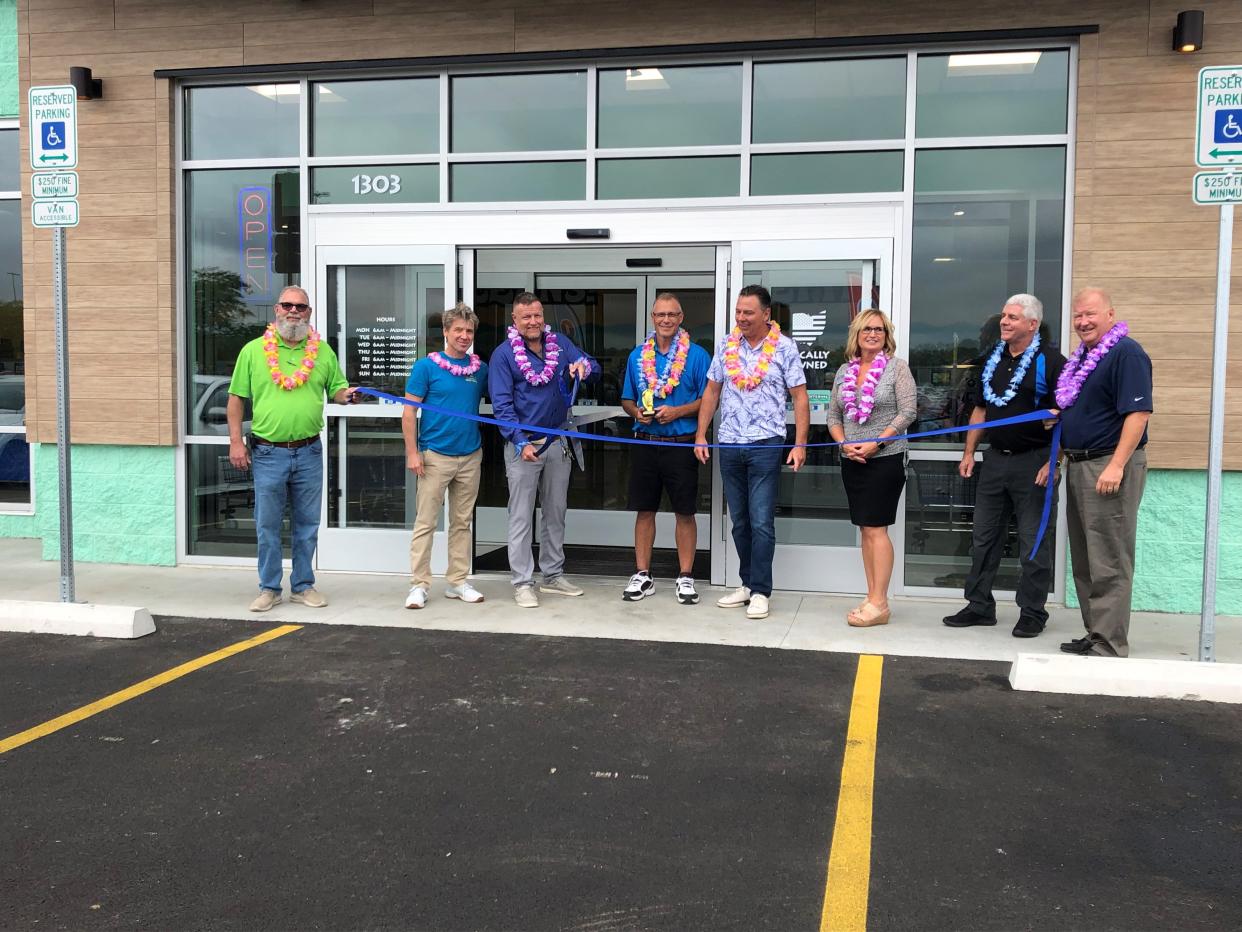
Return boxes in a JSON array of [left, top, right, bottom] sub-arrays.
[[277, 302, 311, 313]]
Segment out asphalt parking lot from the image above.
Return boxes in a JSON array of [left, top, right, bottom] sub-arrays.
[[1, 619, 1239, 932]]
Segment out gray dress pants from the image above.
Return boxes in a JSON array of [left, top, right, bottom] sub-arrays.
[[504, 439, 573, 588], [1065, 449, 1147, 656]]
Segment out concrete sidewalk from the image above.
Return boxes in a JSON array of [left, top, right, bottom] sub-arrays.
[[1, 538, 1236, 664]]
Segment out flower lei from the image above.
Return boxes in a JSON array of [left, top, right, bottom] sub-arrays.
[[722, 322, 781, 391], [840, 352, 888, 424], [1055, 321, 1128, 409], [429, 351, 482, 377], [263, 324, 320, 391], [508, 325, 560, 386], [981, 333, 1040, 407], [640, 328, 690, 399]]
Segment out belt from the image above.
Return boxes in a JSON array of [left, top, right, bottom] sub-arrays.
[[990, 445, 1049, 456], [634, 431, 696, 442], [1063, 447, 1115, 462], [252, 435, 319, 449]]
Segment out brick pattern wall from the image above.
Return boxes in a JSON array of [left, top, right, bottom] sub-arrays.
[[13, 0, 1242, 469]]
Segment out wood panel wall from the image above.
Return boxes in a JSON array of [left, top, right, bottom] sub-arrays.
[[16, 0, 1242, 467]]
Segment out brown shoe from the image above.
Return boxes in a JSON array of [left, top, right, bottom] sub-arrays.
[[847, 602, 890, 627], [249, 589, 282, 612], [289, 588, 328, 608]]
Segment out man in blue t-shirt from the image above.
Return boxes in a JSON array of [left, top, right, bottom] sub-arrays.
[[1057, 287, 1153, 657], [619, 293, 711, 606], [401, 303, 488, 610]]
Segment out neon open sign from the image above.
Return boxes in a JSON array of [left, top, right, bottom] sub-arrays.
[[237, 185, 273, 299]]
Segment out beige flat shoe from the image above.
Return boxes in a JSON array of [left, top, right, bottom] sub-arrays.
[[847, 602, 890, 627]]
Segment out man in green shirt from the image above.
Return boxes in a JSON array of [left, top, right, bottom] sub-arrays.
[[227, 286, 357, 612]]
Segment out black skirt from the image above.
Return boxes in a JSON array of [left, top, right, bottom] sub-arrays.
[[840, 453, 906, 527]]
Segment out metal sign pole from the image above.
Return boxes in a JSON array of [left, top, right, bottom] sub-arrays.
[[1200, 201, 1232, 662], [52, 224, 75, 603]]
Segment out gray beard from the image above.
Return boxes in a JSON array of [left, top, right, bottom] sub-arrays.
[[276, 320, 310, 343]]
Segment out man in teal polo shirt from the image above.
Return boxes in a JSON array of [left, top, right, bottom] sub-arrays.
[[619, 292, 711, 605], [228, 286, 357, 612], [401, 302, 488, 610]]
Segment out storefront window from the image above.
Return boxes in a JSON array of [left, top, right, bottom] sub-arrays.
[[908, 146, 1065, 439], [597, 64, 742, 148], [184, 168, 300, 433], [0, 132, 27, 509], [752, 58, 905, 143], [916, 50, 1069, 138], [451, 72, 586, 153], [186, 85, 300, 160], [597, 156, 739, 199], [451, 161, 586, 202], [312, 79, 439, 156], [750, 151, 903, 196]]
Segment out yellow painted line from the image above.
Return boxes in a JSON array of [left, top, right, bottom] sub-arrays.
[[0, 624, 303, 756], [820, 653, 884, 932]]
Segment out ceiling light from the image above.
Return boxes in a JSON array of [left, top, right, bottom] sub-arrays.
[[248, 84, 300, 100], [625, 68, 668, 90], [946, 52, 1042, 75], [953, 209, 965, 216], [933, 257, 956, 263]]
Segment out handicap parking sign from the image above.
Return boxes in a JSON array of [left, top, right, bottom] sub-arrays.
[[42, 121, 66, 150], [1214, 109, 1242, 144]]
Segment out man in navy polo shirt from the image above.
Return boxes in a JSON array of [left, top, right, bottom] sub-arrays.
[[489, 292, 600, 608], [1057, 287, 1152, 657], [618, 293, 711, 605], [402, 303, 489, 610]]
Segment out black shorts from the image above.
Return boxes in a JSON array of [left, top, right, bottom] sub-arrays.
[[627, 434, 700, 515]]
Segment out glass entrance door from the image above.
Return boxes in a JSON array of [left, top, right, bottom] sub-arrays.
[[315, 245, 456, 573], [466, 246, 716, 577], [726, 239, 894, 593]]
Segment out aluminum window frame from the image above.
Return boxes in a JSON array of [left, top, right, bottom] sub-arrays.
[[0, 119, 32, 515]]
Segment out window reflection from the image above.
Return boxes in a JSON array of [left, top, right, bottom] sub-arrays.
[[916, 50, 1069, 138], [451, 72, 586, 153], [752, 58, 905, 143], [597, 64, 742, 148], [312, 79, 438, 156], [0, 199, 26, 507], [909, 147, 1065, 439], [186, 85, 300, 160], [185, 168, 301, 435]]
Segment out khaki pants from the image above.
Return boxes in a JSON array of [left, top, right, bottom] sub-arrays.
[[1065, 449, 1147, 657], [409, 448, 482, 589]]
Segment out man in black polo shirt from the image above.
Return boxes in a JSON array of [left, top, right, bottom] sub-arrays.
[[944, 293, 1065, 637], [1056, 287, 1152, 657]]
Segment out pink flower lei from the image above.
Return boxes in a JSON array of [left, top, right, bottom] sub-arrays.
[[1055, 321, 1128, 409], [841, 352, 887, 424], [508, 325, 560, 386], [429, 351, 481, 377], [262, 324, 320, 391]]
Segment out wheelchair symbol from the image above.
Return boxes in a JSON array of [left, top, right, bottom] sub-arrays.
[[1214, 109, 1242, 143], [42, 121, 66, 150]]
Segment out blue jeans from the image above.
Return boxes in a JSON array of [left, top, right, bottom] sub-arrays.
[[719, 436, 784, 597], [250, 439, 323, 594]]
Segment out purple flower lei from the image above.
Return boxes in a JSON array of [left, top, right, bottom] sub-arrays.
[[1055, 321, 1128, 409], [508, 325, 560, 386], [841, 352, 887, 424], [429, 351, 482, 377]]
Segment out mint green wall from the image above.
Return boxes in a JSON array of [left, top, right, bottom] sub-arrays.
[[0, 0, 16, 118], [1066, 469, 1241, 615], [25, 444, 177, 566]]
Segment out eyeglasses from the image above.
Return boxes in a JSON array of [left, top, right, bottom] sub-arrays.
[[860, 325, 887, 335], [277, 302, 311, 313], [652, 312, 682, 320]]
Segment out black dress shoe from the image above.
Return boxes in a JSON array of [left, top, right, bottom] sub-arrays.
[[943, 606, 997, 628], [1013, 615, 1046, 638], [1059, 637, 1094, 655]]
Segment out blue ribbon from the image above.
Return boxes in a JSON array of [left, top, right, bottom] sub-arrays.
[[362, 386, 1062, 557]]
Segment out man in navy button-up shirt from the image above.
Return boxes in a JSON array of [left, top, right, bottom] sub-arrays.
[[488, 293, 599, 607]]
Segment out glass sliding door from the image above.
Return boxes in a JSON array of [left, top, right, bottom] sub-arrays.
[[315, 245, 456, 573], [726, 239, 893, 593]]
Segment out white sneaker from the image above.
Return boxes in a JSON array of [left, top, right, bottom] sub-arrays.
[[445, 582, 485, 603], [717, 586, 751, 608], [747, 593, 770, 619], [514, 585, 539, 608], [622, 571, 655, 602], [675, 576, 699, 605], [404, 586, 428, 609], [540, 576, 584, 597]]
